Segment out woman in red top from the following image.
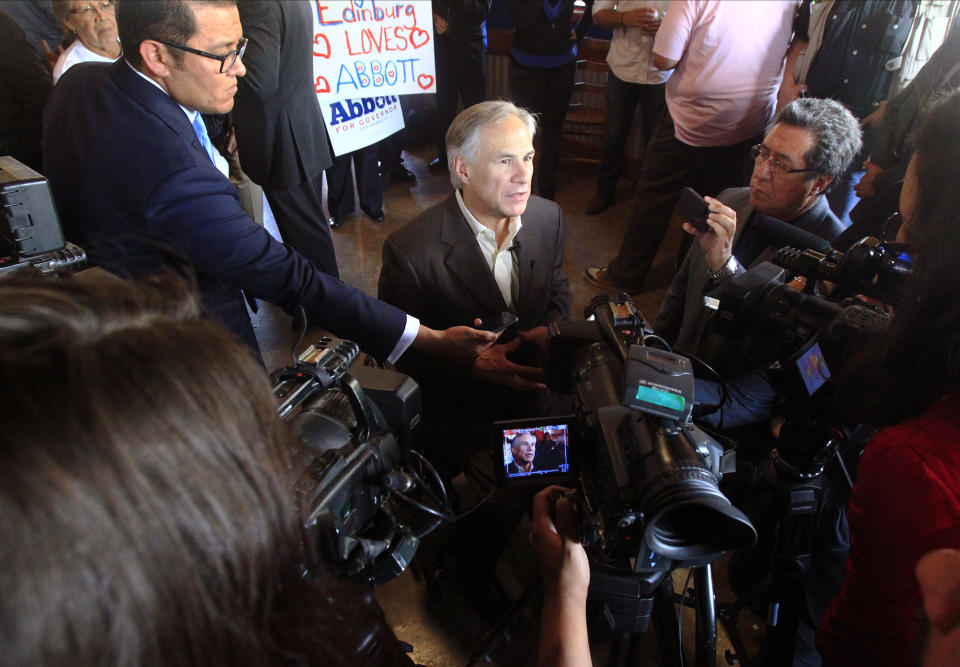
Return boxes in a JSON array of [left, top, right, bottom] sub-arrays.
[[816, 92, 960, 665]]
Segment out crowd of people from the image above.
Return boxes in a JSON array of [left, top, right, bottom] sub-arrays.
[[1, 0, 960, 665]]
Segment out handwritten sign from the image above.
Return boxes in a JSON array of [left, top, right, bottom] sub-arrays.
[[320, 94, 405, 156], [312, 0, 436, 99]]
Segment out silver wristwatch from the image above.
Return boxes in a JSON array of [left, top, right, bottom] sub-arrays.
[[706, 255, 739, 282]]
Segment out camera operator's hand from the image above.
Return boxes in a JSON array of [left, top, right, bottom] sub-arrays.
[[918, 549, 960, 666], [854, 160, 883, 200], [472, 338, 547, 392], [532, 485, 590, 667], [682, 196, 737, 273], [414, 324, 497, 360]]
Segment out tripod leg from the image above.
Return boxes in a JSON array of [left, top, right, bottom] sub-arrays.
[[466, 579, 542, 666], [608, 633, 629, 667], [653, 574, 684, 667], [694, 565, 717, 667]]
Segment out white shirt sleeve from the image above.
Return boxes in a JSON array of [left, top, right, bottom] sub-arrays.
[[386, 314, 421, 365]]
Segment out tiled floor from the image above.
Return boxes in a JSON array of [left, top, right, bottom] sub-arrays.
[[252, 148, 767, 666]]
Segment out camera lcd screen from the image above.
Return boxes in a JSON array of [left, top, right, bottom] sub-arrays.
[[493, 416, 575, 486], [796, 342, 831, 396]]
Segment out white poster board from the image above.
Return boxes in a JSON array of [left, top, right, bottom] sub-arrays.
[[320, 94, 405, 156], [311, 1, 436, 155]]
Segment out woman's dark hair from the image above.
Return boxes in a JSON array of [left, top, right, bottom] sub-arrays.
[[0, 274, 405, 665], [837, 91, 960, 424]]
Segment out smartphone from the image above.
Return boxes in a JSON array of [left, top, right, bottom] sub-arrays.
[[676, 187, 711, 234], [479, 311, 519, 335]]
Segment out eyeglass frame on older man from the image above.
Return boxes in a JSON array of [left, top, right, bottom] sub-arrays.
[[70, 0, 114, 18], [154, 36, 248, 74], [751, 144, 817, 177]]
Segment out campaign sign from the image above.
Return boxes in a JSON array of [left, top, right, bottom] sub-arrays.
[[311, 0, 437, 99], [321, 94, 405, 156]]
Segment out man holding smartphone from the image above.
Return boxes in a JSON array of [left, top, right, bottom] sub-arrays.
[[655, 97, 861, 378]]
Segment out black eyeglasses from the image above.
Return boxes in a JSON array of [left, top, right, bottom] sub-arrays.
[[751, 144, 816, 176], [155, 36, 247, 73]]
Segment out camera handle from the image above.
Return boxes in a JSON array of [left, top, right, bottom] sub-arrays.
[[338, 372, 389, 443]]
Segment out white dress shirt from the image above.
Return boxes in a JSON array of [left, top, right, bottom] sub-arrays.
[[455, 189, 522, 311]]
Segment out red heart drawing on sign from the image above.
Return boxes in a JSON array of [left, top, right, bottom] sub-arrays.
[[313, 33, 331, 59], [417, 74, 434, 90], [409, 28, 430, 49], [315, 76, 330, 94]]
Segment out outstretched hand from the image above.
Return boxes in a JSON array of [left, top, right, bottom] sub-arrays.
[[414, 323, 497, 360], [472, 337, 547, 392], [517, 325, 549, 363]]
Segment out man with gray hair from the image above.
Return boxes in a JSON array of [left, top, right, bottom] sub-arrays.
[[379, 99, 570, 474], [654, 97, 862, 367]]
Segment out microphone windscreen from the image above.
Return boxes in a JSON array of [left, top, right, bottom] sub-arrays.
[[754, 216, 831, 253]]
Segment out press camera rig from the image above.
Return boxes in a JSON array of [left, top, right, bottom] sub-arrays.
[[0, 156, 85, 276], [273, 336, 459, 584]]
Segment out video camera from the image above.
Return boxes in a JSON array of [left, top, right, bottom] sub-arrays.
[[0, 156, 86, 276], [706, 235, 913, 404], [695, 238, 912, 664], [496, 294, 756, 636], [274, 336, 450, 585]]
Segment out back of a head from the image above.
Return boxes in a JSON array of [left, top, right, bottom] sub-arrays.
[[837, 92, 960, 423], [892, 90, 960, 376], [0, 275, 403, 665]]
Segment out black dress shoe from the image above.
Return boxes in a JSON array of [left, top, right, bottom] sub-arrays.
[[585, 193, 613, 215], [361, 206, 385, 222], [328, 216, 342, 229], [428, 156, 447, 172]]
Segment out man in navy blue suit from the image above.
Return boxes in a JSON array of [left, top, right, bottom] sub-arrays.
[[42, 0, 493, 364]]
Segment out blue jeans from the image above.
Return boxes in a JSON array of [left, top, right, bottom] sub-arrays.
[[694, 370, 779, 431]]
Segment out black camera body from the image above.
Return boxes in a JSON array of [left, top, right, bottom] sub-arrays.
[[273, 337, 425, 584], [706, 237, 910, 402], [0, 156, 86, 276], [536, 295, 756, 635]]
